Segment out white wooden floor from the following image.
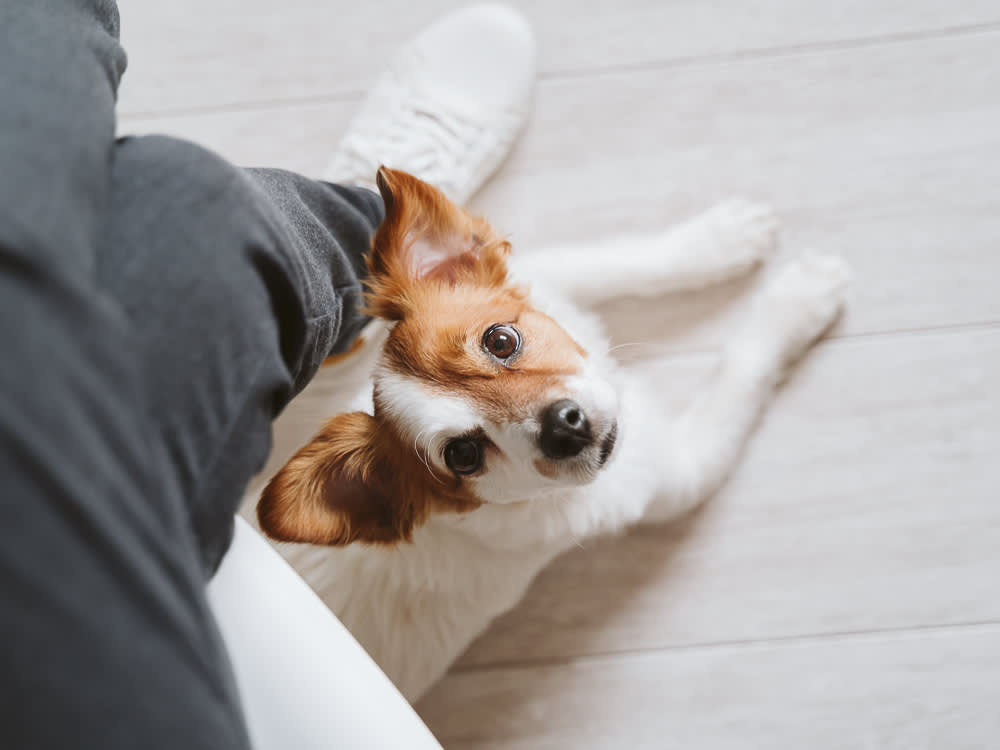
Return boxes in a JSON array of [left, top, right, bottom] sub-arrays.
[[118, 3, 1000, 748]]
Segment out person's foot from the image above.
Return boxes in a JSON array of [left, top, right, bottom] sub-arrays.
[[324, 4, 536, 206]]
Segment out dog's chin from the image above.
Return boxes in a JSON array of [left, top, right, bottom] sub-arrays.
[[480, 422, 621, 504]]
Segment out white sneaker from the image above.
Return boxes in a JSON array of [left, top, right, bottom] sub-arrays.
[[323, 4, 536, 205]]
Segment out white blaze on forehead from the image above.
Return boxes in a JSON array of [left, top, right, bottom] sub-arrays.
[[374, 368, 483, 464]]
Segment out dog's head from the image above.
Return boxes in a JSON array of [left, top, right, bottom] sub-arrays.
[[257, 168, 619, 546]]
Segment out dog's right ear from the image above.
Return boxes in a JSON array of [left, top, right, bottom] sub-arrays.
[[256, 412, 420, 546], [364, 166, 510, 319]]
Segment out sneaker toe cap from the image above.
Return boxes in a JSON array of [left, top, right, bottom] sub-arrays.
[[405, 3, 537, 117]]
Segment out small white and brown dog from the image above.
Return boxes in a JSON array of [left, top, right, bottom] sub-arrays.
[[256, 167, 850, 701]]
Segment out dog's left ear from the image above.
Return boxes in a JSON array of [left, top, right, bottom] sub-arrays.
[[256, 412, 420, 546], [365, 166, 510, 319]]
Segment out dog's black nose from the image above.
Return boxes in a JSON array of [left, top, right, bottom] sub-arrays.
[[539, 399, 592, 459]]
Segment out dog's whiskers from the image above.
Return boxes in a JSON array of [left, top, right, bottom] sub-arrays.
[[413, 429, 435, 478], [413, 429, 445, 484], [606, 341, 655, 356], [556, 495, 588, 550]]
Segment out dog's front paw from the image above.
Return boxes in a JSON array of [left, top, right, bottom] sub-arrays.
[[752, 252, 851, 364], [700, 198, 780, 272]]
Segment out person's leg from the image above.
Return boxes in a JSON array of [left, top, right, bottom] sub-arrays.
[[2, 130, 383, 750], [98, 135, 384, 574], [0, 252, 255, 750], [1, 137, 379, 749], [0, 2, 259, 746], [0, 0, 125, 270], [0, 0, 237, 746]]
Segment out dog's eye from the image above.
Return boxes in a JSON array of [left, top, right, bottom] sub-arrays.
[[444, 438, 483, 475], [483, 324, 521, 360]]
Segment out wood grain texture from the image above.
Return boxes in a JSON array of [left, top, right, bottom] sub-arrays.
[[419, 624, 1000, 749], [115, 0, 1000, 115]]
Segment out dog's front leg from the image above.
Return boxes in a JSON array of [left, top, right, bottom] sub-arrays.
[[510, 199, 779, 306], [644, 253, 851, 523]]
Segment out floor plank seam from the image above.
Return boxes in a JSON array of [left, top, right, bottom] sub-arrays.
[[451, 619, 1000, 674], [822, 319, 1000, 345], [118, 90, 366, 121], [118, 21, 1000, 120], [606, 319, 1000, 367], [537, 20, 1000, 83]]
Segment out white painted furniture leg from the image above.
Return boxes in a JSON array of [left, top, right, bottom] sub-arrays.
[[207, 518, 444, 750]]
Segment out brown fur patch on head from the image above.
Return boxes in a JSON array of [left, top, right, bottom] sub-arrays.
[[378, 288, 588, 424], [257, 412, 481, 546], [364, 167, 513, 320]]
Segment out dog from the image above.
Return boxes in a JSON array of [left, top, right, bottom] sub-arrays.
[[256, 166, 850, 701]]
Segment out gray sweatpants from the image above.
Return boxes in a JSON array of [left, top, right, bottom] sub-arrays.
[[0, 1, 383, 746]]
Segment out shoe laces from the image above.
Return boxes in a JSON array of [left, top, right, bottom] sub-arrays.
[[330, 73, 506, 202]]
